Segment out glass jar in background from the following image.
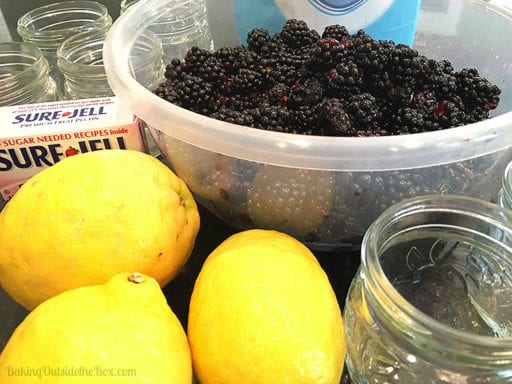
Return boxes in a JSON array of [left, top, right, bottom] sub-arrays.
[[497, 160, 512, 210], [16, 0, 112, 96], [0, 42, 57, 106], [344, 194, 512, 383], [119, 0, 214, 64], [57, 28, 164, 156]]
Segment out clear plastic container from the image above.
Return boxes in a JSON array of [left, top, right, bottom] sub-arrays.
[[120, 0, 214, 64], [17, 0, 112, 94], [344, 194, 512, 383], [104, 0, 512, 250], [0, 42, 57, 106]]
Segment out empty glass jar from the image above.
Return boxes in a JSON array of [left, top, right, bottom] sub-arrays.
[[0, 42, 57, 106], [17, 0, 112, 95], [497, 160, 512, 210], [344, 194, 512, 383], [56, 29, 164, 99], [120, 0, 214, 64]]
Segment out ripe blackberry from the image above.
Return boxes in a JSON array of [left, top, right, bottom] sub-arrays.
[[322, 24, 349, 41], [409, 90, 438, 116], [267, 83, 291, 106], [387, 44, 427, 89], [348, 32, 393, 74], [164, 59, 184, 80], [196, 56, 226, 86], [289, 105, 319, 134], [247, 28, 271, 53], [154, 80, 180, 104], [324, 60, 363, 97], [307, 38, 347, 71], [154, 19, 502, 137], [183, 46, 211, 75], [389, 107, 439, 135], [289, 78, 324, 108], [250, 103, 292, 132], [455, 68, 501, 111], [172, 74, 213, 112], [210, 107, 255, 126], [232, 68, 263, 93], [317, 98, 353, 136], [432, 96, 467, 128], [213, 45, 259, 74], [279, 18, 320, 49], [346, 93, 382, 132]]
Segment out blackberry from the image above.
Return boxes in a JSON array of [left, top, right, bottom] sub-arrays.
[[196, 56, 226, 86], [172, 74, 213, 112], [289, 78, 324, 108], [307, 38, 347, 71], [251, 103, 292, 132], [324, 60, 363, 97], [263, 62, 301, 87], [289, 105, 319, 134], [247, 28, 271, 53], [455, 68, 501, 111], [348, 32, 393, 75], [432, 96, 467, 128], [164, 59, 184, 80], [183, 46, 212, 75], [322, 24, 350, 41], [213, 45, 259, 74], [317, 98, 353, 136], [154, 19, 502, 137], [210, 107, 255, 126], [388, 107, 439, 135], [387, 44, 427, 89], [346, 93, 382, 132], [232, 68, 263, 93], [267, 83, 291, 106], [409, 90, 438, 116], [279, 18, 320, 49]]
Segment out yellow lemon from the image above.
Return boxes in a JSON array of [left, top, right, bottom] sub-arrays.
[[0, 149, 200, 310], [187, 229, 345, 384], [0, 272, 192, 383]]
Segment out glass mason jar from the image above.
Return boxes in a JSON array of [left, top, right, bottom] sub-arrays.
[[16, 0, 112, 95], [497, 160, 512, 210], [120, 0, 214, 64], [344, 194, 512, 383], [57, 29, 164, 99], [57, 28, 164, 156], [0, 42, 57, 106]]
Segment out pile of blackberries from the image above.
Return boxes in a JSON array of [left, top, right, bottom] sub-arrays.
[[154, 19, 501, 137]]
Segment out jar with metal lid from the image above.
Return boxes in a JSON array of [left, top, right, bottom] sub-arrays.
[[0, 42, 57, 106], [343, 194, 512, 383], [16, 0, 112, 95], [120, 0, 214, 64]]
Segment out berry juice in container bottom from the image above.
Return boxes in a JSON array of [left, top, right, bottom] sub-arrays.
[[234, 0, 420, 45]]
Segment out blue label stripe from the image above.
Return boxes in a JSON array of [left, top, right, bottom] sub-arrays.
[[307, 0, 367, 16]]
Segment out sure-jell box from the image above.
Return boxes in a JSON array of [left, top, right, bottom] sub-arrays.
[[0, 96, 146, 203]]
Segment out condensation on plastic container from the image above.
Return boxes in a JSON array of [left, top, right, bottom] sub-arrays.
[[120, 0, 214, 64], [0, 42, 57, 106], [16, 0, 112, 96], [344, 194, 512, 383]]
